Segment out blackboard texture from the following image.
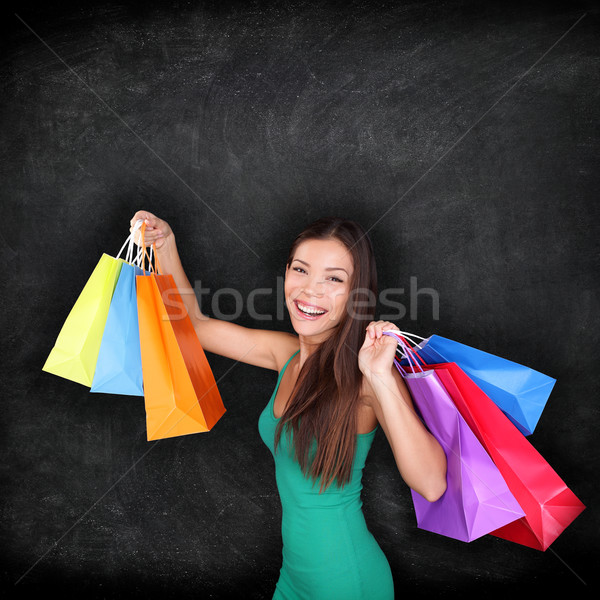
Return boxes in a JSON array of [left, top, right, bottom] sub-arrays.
[[2, 0, 599, 598]]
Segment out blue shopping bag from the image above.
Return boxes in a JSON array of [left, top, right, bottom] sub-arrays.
[[400, 334, 556, 436], [90, 219, 150, 396], [90, 261, 146, 396]]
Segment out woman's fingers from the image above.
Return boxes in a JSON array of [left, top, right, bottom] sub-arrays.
[[130, 210, 159, 230], [130, 211, 146, 228], [366, 320, 399, 339], [129, 211, 165, 246]]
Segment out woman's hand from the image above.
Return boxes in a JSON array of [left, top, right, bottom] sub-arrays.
[[129, 210, 173, 252], [358, 320, 401, 381]]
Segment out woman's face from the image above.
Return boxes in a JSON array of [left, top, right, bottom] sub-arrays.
[[285, 238, 354, 340]]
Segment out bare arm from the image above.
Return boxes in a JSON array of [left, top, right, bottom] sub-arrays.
[[366, 369, 447, 502], [130, 211, 298, 371], [359, 320, 447, 502]]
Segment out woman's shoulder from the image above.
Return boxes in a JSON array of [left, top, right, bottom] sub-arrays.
[[271, 333, 301, 372]]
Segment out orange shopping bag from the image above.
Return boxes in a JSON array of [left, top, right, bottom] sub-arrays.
[[136, 223, 226, 440]]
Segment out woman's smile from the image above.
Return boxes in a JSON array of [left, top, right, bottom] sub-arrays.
[[293, 299, 329, 320]]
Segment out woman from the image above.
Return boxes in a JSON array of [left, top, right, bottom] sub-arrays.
[[130, 211, 447, 600]]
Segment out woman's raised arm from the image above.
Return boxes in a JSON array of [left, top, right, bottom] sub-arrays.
[[359, 320, 447, 502], [130, 210, 298, 372]]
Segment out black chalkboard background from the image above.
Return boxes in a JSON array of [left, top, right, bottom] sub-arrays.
[[2, 0, 599, 597]]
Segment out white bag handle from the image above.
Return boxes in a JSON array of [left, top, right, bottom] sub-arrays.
[[115, 219, 144, 266], [382, 330, 424, 374], [400, 337, 423, 373], [129, 220, 145, 266], [382, 329, 426, 342], [126, 220, 153, 271]]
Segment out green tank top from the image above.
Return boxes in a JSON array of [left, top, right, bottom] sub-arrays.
[[258, 350, 394, 599]]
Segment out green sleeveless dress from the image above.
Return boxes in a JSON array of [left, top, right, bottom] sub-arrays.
[[258, 350, 395, 600]]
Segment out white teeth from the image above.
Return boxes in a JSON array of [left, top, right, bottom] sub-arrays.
[[297, 302, 326, 315]]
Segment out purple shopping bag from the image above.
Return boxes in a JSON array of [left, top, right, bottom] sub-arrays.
[[390, 342, 525, 542]]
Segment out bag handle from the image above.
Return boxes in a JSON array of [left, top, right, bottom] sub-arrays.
[[129, 220, 146, 267], [397, 331, 428, 366], [382, 330, 427, 367], [400, 336, 424, 374], [114, 219, 155, 270], [115, 219, 144, 265], [138, 221, 162, 275], [389, 336, 423, 376], [393, 342, 408, 376], [383, 329, 426, 343]]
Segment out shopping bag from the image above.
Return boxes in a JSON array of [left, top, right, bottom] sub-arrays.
[[42, 253, 123, 387], [399, 333, 556, 436], [398, 365, 525, 542], [415, 361, 584, 550], [91, 221, 147, 396], [90, 261, 146, 395], [136, 223, 226, 441]]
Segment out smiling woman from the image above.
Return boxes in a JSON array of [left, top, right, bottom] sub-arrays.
[[129, 211, 446, 600], [286, 241, 353, 322], [278, 222, 373, 488]]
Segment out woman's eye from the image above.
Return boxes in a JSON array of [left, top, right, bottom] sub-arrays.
[[293, 267, 342, 283]]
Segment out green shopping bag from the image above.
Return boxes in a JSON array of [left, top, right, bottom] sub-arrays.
[[42, 253, 124, 387]]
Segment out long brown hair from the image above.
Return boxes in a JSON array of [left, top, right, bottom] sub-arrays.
[[274, 217, 378, 493]]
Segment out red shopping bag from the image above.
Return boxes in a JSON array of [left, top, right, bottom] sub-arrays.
[[408, 361, 584, 550]]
